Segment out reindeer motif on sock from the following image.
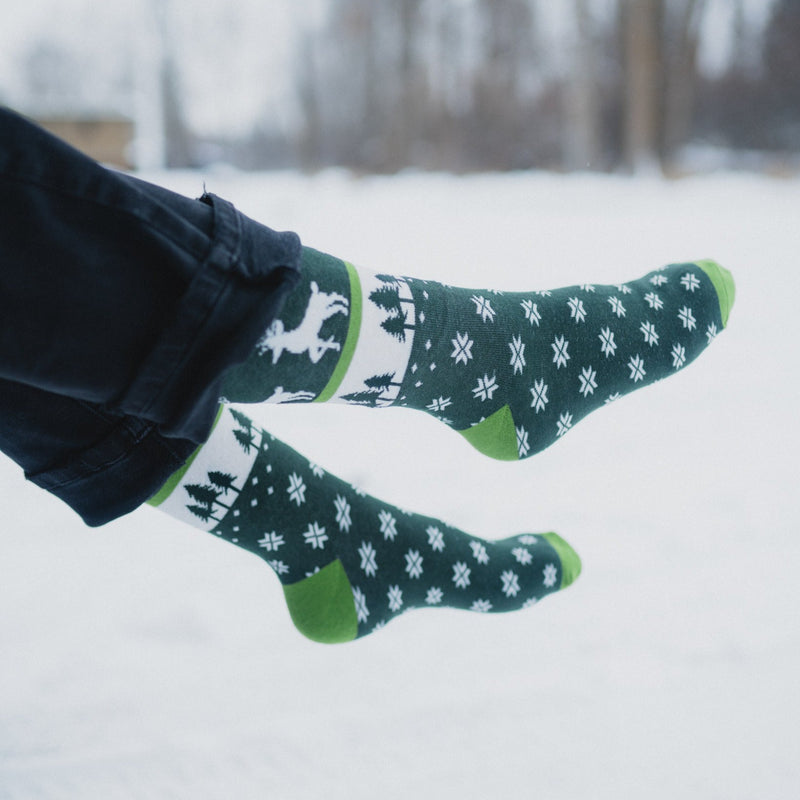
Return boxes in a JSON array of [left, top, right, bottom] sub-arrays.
[[263, 386, 317, 404], [256, 281, 349, 364]]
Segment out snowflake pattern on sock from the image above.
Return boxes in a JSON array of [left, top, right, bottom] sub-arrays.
[[155, 407, 577, 640], [384, 262, 727, 458]]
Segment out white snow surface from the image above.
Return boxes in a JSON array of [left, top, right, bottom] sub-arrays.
[[1, 170, 798, 799]]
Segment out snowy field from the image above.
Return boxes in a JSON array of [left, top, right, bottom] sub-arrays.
[[1, 169, 798, 800]]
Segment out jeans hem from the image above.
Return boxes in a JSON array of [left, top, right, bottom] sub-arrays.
[[28, 415, 197, 527]]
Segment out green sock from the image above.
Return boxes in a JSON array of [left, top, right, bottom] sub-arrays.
[[221, 249, 734, 461], [149, 407, 580, 644]]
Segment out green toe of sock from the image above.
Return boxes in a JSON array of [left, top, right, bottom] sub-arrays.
[[540, 532, 581, 589], [282, 559, 359, 644], [695, 259, 735, 328]]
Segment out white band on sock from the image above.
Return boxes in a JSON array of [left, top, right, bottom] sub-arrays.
[[157, 407, 260, 531], [329, 269, 415, 406]]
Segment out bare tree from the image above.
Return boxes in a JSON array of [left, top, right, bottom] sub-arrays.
[[661, 0, 707, 165], [763, 0, 800, 149], [471, 0, 539, 169], [564, 0, 602, 170], [295, 30, 323, 170], [619, 0, 709, 172], [385, 0, 427, 170], [621, 0, 662, 172], [312, 0, 385, 169]]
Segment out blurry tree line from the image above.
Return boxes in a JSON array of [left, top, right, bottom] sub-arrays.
[[695, 0, 800, 154], [13, 0, 800, 173], [293, 0, 800, 173]]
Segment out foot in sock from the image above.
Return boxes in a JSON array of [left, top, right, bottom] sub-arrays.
[[149, 406, 580, 643], [221, 249, 735, 461]]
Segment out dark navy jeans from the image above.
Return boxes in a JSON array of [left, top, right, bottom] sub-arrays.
[[0, 107, 302, 525]]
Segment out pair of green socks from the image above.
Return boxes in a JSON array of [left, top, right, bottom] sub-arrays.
[[150, 249, 734, 643]]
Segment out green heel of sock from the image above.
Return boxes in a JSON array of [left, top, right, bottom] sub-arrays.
[[282, 559, 359, 644], [695, 259, 736, 328], [457, 405, 520, 461]]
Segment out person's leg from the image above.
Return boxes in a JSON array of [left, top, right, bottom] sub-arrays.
[[0, 377, 197, 525], [222, 248, 735, 460], [149, 406, 580, 643], [0, 107, 301, 445]]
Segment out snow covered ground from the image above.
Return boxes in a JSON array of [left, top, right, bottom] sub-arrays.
[[1, 169, 798, 800]]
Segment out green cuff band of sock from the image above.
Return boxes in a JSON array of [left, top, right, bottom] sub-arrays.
[[315, 260, 362, 403], [282, 559, 359, 644], [540, 532, 582, 589], [695, 259, 736, 328], [147, 405, 225, 507]]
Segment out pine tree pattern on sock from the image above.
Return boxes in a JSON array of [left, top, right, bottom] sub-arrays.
[[150, 407, 580, 644]]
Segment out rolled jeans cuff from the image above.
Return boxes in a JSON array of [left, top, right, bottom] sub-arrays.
[[29, 410, 200, 527], [117, 191, 301, 443]]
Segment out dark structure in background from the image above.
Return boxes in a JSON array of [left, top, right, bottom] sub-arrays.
[[33, 115, 134, 169]]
